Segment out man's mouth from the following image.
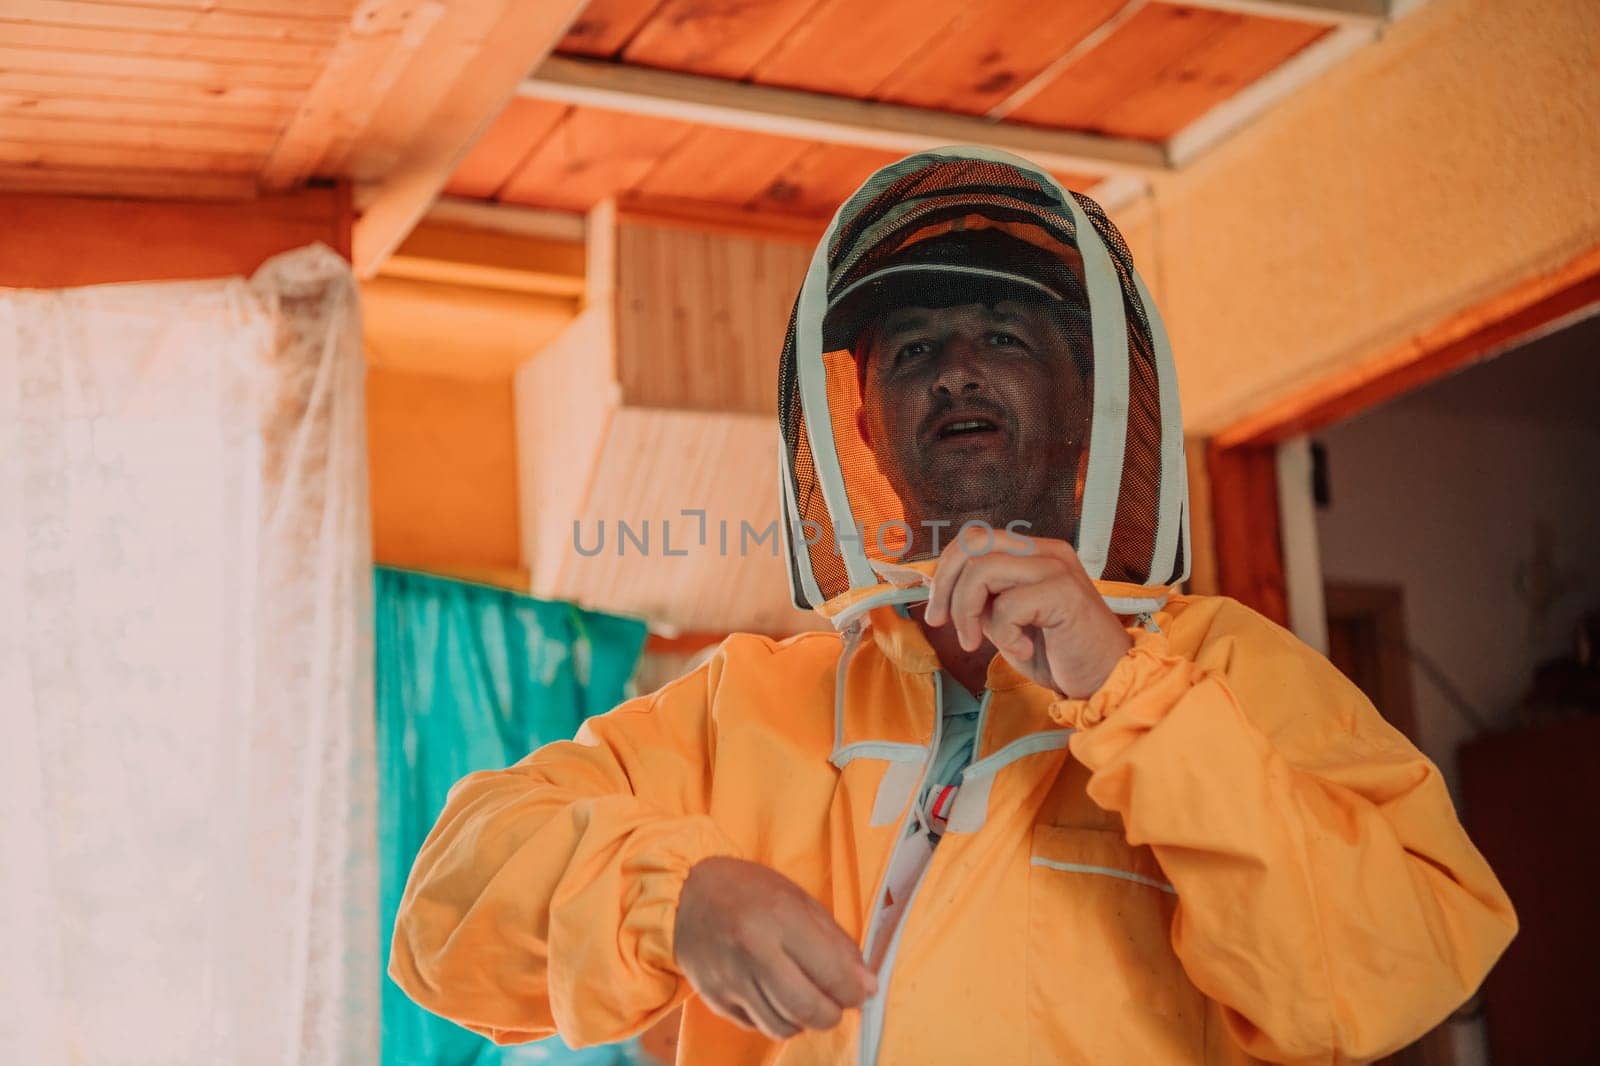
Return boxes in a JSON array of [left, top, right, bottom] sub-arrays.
[[928, 412, 1005, 443]]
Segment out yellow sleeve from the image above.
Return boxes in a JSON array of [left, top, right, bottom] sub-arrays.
[[388, 645, 741, 1049], [1050, 598, 1517, 1063]]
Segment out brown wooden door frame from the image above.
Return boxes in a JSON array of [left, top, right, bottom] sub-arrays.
[[1205, 242, 1600, 619]]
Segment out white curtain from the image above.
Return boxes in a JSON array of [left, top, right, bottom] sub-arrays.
[[0, 245, 378, 1066]]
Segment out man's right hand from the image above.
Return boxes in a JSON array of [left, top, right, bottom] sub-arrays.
[[673, 856, 878, 1042]]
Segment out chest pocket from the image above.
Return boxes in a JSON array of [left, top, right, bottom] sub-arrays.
[[1026, 824, 1205, 1064]]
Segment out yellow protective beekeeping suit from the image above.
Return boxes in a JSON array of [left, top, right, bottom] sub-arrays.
[[390, 585, 1514, 1064]]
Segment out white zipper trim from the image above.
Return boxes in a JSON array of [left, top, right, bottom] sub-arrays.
[[857, 672, 943, 1066], [1030, 856, 1176, 894]]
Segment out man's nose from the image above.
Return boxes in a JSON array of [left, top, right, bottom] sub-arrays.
[[931, 335, 985, 396]]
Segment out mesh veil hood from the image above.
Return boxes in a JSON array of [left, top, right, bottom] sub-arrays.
[[777, 147, 1188, 629]]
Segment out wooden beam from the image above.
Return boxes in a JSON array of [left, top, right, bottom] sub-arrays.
[[0, 165, 257, 202], [0, 186, 350, 288], [1176, 0, 1390, 25], [614, 196, 825, 246], [351, 0, 589, 279], [378, 219, 586, 297], [260, 0, 446, 191], [521, 56, 1172, 179], [423, 196, 587, 243]]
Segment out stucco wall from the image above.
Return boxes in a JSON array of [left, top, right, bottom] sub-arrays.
[[367, 368, 523, 577], [1114, 0, 1600, 434]]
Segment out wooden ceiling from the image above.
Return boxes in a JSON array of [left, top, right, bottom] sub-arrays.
[[0, 0, 590, 273], [448, 0, 1340, 221], [0, 0, 1387, 263]]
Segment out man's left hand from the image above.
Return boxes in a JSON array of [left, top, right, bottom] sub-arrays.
[[923, 528, 1133, 700]]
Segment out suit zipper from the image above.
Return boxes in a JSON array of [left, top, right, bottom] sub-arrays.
[[856, 673, 944, 1066]]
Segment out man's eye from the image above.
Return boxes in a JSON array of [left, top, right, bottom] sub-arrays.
[[987, 331, 1021, 347], [897, 340, 933, 362]]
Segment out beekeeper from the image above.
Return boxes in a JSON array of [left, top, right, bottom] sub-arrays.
[[390, 148, 1515, 1065]]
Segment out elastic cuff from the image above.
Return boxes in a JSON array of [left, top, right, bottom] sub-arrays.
[[628, 816, 743, 976], [1047, 627, 1176, 730]]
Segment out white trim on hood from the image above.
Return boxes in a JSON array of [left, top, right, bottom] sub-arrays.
[[785, 144, 1183, 625], [1134, 268, 1189, 586]]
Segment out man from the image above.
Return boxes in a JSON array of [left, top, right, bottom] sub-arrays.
[[391, 149, 1515, 1065]]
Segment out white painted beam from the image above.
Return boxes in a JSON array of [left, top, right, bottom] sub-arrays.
[[1178, 0, 1391, 25], [1276, 436, 1329, 655], [521, 56, 1172, 178], [1166, 22, 1377, 167]]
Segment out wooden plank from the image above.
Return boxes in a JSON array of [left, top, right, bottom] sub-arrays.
[[745, 141, 901, 218], [0, 0, 345, 41], [351, 0, 592, 276], [523, 57, 1171, 177], [871, 0, 1130, 116], [333, 1, 514, 182], [0, 138, 264, 173], [515, 306, 618, 594], [750, 0, 969, 99], [622, 0, 823, 80], [557, 408, 818, 635], [988, 0, 1152, 121], [0, 187, 349, 288], [84, 0, 356, 18], [616, 196, 824, 245], [0, 44, 319, 88], [630, 125, 811, 205], [613, 217, 805, 412], [0, 69, 306, 109], [557, 0, 664, 58], [0, 114, 280, 153], [497, 106, 694, 214], [0, 164, 257, 200], [1009, 4, 1239, 133], [443, 98, 569, 199], [0, 91, 291, 129], [1088, 10, 1328, 140], [0, 19, 331, 65], [260, 0, 446, 189]]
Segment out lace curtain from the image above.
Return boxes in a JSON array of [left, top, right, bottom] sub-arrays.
[[0, 245, 378, 1066]]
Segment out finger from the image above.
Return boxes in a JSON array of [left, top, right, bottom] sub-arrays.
[[758, 951, 846, 1030], [708, 998, 759, 1034], [984, 590, 1038, 663], [783, 913, 875, 1008], [739, 979, 800, 1041], [924, 530, 975, 628], [947, 554, 1061, 652]]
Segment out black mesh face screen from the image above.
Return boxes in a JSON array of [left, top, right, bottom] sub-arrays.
[[779, 154, 1180, 610]]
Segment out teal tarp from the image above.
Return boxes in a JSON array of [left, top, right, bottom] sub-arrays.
[[376, 567, 650, 1066]]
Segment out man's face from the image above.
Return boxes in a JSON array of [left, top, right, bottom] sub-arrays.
[[857, 298, 1089, 548]]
